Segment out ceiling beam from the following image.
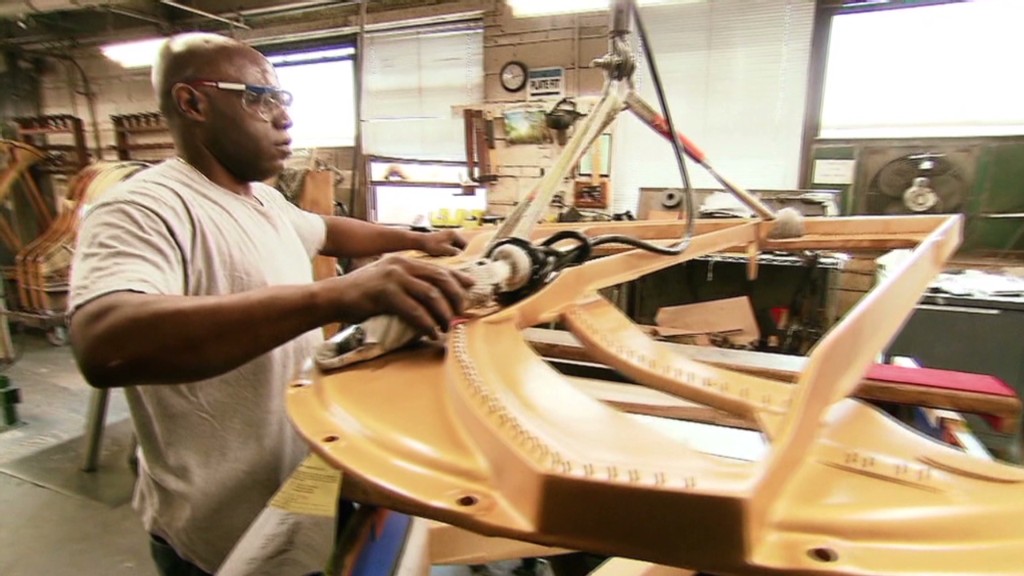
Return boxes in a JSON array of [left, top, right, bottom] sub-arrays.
[[159, 0, 251, 30], [104, 5, 167, 27]]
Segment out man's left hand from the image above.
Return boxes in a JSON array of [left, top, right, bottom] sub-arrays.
[[418, 229, 466, 257]]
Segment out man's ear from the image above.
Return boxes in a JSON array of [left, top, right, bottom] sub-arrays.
[[171, 84, 204, 120]]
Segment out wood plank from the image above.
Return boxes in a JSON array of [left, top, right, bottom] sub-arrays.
[[455, 215, 947, 256], [832, 288, 867, 317], [841, 255, 881, 274]]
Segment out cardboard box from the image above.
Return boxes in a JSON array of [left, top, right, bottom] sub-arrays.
[[654, 296, 760, 348]]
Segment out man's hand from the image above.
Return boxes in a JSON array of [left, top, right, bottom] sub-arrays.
[[333, 255, 474, 338], [417, 229, 466, 257]]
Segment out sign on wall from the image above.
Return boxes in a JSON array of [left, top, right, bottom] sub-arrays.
[[527, 67, 565, 100], [812, 159, 856, 185]]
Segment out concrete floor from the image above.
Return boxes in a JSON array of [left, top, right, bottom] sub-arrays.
[[0, 332, 521, 576], [0, 330, 156, 576]]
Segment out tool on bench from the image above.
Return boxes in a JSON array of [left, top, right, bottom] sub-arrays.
[[315, 252, 530, 370]]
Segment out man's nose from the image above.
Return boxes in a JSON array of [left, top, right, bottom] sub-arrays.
[[272, 107, 292, 130]]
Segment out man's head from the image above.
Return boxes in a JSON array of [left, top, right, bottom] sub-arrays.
[[152, 33, 293, 183]]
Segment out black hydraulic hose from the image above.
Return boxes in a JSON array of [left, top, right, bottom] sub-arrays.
[[584, 1, 697, 257]]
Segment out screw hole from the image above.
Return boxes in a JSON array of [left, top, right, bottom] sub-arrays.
[[809, 547, 838, 563], [322, 435, 340, 443], [456, 495, 478, 506], [290, 382, 304, 388]]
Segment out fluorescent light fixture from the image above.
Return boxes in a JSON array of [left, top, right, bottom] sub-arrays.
[[508, 0, 680, 17], [510, 0, 607, 15], [101, 37, 166, 69]]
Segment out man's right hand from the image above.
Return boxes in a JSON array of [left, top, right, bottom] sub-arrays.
[[331, 255, 475, 338]]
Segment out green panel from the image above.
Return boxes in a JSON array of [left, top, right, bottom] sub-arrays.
[[811, 145, 856, 161], [962, 218, 1024, 254], [961, 142, 1024, 254], [974, 143, 1024, 213]]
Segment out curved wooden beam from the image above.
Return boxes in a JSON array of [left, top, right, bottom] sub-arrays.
[[0, 140, 47, 252]]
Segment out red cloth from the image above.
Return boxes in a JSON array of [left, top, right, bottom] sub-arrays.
[[867, 364, 1016, 398], [866, 364, 1017, 431]]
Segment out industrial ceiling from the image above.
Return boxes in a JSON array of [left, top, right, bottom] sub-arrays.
[[0, 0, 489, 50]]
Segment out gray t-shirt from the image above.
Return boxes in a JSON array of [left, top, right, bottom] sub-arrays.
[[69, 159, 327, 573]]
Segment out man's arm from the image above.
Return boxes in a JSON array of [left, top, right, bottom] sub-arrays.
[[70, 256, 473, 389], [320, 215, 465, 258]]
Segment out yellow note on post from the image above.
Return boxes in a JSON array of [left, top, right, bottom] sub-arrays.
[[269, 453, 343, 517]]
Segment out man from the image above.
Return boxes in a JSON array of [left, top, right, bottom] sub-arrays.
[[68, 32, 472, 576]]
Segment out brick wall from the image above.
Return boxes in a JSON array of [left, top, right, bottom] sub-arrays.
[[482, 4, 610, 216]]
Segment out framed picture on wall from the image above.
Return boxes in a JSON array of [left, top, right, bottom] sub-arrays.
[[502, 109, 551, 145]]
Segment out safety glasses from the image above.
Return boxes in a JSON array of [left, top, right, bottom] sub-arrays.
[[184, 80, 293, 122]]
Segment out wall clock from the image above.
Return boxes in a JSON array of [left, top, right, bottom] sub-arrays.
[[500, 60, 528, 92]]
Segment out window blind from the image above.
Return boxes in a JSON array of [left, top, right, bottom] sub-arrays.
[[612, 0, 814, 213], [362, 21, 484, 161]]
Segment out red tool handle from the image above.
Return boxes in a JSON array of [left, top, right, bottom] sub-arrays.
[[651, 115, 707, 164]]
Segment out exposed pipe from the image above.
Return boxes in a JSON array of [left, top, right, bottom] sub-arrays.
[[63, 58, 80, 120], [1, 0, 351, 28], [159, 0, 251, 30], [63, 55, 103, 160], [350, 0, 367, 221], [0, 0, 129, 19], [253, 10, 485, 47], [4, 1, 487, 51], [234, 0, 359, 18], [24, 50, 104, 160], [104, 6, 166, 27]]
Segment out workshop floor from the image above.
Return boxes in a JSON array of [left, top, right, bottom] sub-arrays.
[[0, 330, 153, 576], [0, 331, 523, 576]]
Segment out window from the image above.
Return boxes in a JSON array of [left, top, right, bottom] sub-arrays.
[[367, 157, 487, 225], [820, 0, 1024, 138], [611, 0, 814, 213], [268, 46, 356, 148], [361, 21, 484, 161]]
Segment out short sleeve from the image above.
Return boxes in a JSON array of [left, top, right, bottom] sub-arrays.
[[69, 200, 188, 315]]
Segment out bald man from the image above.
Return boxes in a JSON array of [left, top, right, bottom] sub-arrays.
[[69, 33, 471, 575]]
